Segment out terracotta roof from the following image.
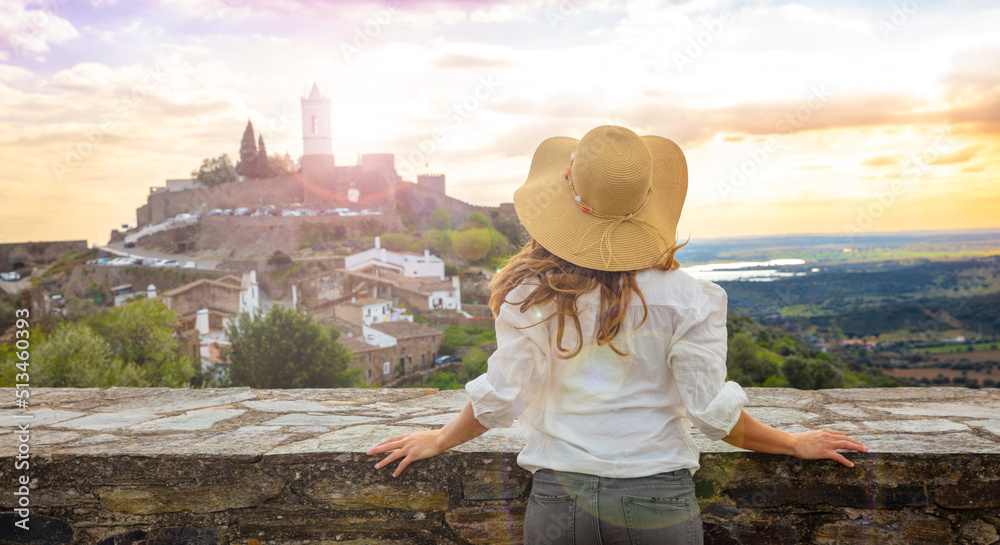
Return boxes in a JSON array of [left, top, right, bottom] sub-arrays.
[[216, 275, 243, 287], [338, 334, 378, 353], [337, 297, 391, 307], [162, 278, 240, 298], [369, 321, 443, 340], [346, 267, 453, 295]]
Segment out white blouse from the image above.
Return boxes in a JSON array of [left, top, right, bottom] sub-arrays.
[[465, 267, 748, 478]]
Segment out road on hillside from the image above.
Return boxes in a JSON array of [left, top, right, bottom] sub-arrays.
[[97, 243, 223, 271]]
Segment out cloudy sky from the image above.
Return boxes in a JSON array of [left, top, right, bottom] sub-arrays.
[[1, 0, 998, 246]]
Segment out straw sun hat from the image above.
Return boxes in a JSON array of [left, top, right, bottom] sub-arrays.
[[513, 125, 688, 272]]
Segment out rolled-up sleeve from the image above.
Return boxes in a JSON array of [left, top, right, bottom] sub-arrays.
[[667, 279, 748, 440], [465, 284, 551, 429]]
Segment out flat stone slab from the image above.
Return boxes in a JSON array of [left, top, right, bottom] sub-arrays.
[[0, 408, 87, 427], [261, 414, 389, 427], [964, 420, 1000, 437], [242, 399, 346, 412], [50, 411, 162, 431], [875, 403, 1000, 419], [0, 387, 996, 459], [126, 409, 247, 431]]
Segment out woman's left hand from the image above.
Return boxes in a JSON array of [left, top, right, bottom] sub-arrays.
[[366, 430, 444, 477]]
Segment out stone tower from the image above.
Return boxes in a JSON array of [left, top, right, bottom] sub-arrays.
[[301, 82, 335, 180], [301, 83, 332, 156]]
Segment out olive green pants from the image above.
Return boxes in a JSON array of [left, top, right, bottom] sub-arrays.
[[524, 468, 703, 545]]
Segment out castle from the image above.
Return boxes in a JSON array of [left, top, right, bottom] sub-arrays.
[[134, 84, 490, 232]]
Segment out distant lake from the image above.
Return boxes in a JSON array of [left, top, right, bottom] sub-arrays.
[[681, 259, 813, 282]]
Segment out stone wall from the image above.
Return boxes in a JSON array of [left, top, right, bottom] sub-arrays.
[[0, 387, 998, 545], [0, 240, 88, 272], [137, 177, 305, 228]]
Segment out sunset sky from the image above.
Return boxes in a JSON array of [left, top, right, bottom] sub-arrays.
[[1, 0, 998, 246]]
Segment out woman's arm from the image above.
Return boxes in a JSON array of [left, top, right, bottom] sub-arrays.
[[721, 409, 868, 468], [367, 401, 489, 477]]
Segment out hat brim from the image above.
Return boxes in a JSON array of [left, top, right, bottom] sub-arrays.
[[513, 134, 688, 271]]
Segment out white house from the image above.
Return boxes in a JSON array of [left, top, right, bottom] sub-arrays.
[[345, 236, 446, 280]]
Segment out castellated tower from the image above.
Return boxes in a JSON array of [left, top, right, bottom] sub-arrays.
[[301, 83, 335, 181]]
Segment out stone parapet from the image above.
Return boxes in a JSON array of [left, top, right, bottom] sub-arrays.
[[0, 387, 998, 544]]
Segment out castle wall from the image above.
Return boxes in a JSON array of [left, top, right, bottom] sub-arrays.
[[138, 176, 305, 228]]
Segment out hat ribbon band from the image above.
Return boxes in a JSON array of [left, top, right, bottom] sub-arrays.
[[572, 192, 669, 269]]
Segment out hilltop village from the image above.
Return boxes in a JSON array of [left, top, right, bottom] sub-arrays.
[[3, 85, 519, 388]]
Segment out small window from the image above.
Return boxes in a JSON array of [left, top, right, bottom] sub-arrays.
[[383, 361, 390, 375], [312, 116, 318, 134]]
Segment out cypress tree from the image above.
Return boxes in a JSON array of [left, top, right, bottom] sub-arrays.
[[235, 120, 257, 177], [256, 134, 269, 178]]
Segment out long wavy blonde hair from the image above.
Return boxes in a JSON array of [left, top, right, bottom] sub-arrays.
[[488, 236, 689, 359]]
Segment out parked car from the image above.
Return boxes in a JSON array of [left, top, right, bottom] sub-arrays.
[[234, 207, 250, 216], [161, 260, 180, 268], [175, 213, 194, 220], [209, 209, 223, 215], [0, 271, 21, 282], [124, 241, 136, 248], [183, 261, 197, 269], [360, 209, 381, 216], [433, 355, 461, 367]]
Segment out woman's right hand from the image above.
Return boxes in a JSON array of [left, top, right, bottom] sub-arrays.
[[790, 429, 868, 468]]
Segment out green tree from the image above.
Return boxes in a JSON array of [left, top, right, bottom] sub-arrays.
[[430, 208, 451, 230], [255, 134, 269, 178], [191, 154, 237, 187], [224, 305, 360, 388], [782, 355, 843, 390], [468, 211, 491, 229], [727, 332, 777, 386], [235, 119, 257, 177], [85, 298, 196, 387], [427, 370, 462, 390], [33, 323, 148, 387], [452, 225, 491, 262], [440, 326, 472, 355], [781, 355, 815, 390], [461, 347, 489, 379]]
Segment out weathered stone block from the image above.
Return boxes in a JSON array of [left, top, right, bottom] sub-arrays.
[[235, 513, 441, 538], [958, 519, 1000, 545], [462, 469, 529, 500], [703, 522, 738, 545], [728, 484, 926, 508], [98, 474, 286, 514], [934, 483, 1000, 509], [96, 527, 223, 545], [301, 480, 448, 511], [731, 517, 799, 545], [813, 517, 954, 545], [0, 514, 74, 545], [445, 504, 526, 545]]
